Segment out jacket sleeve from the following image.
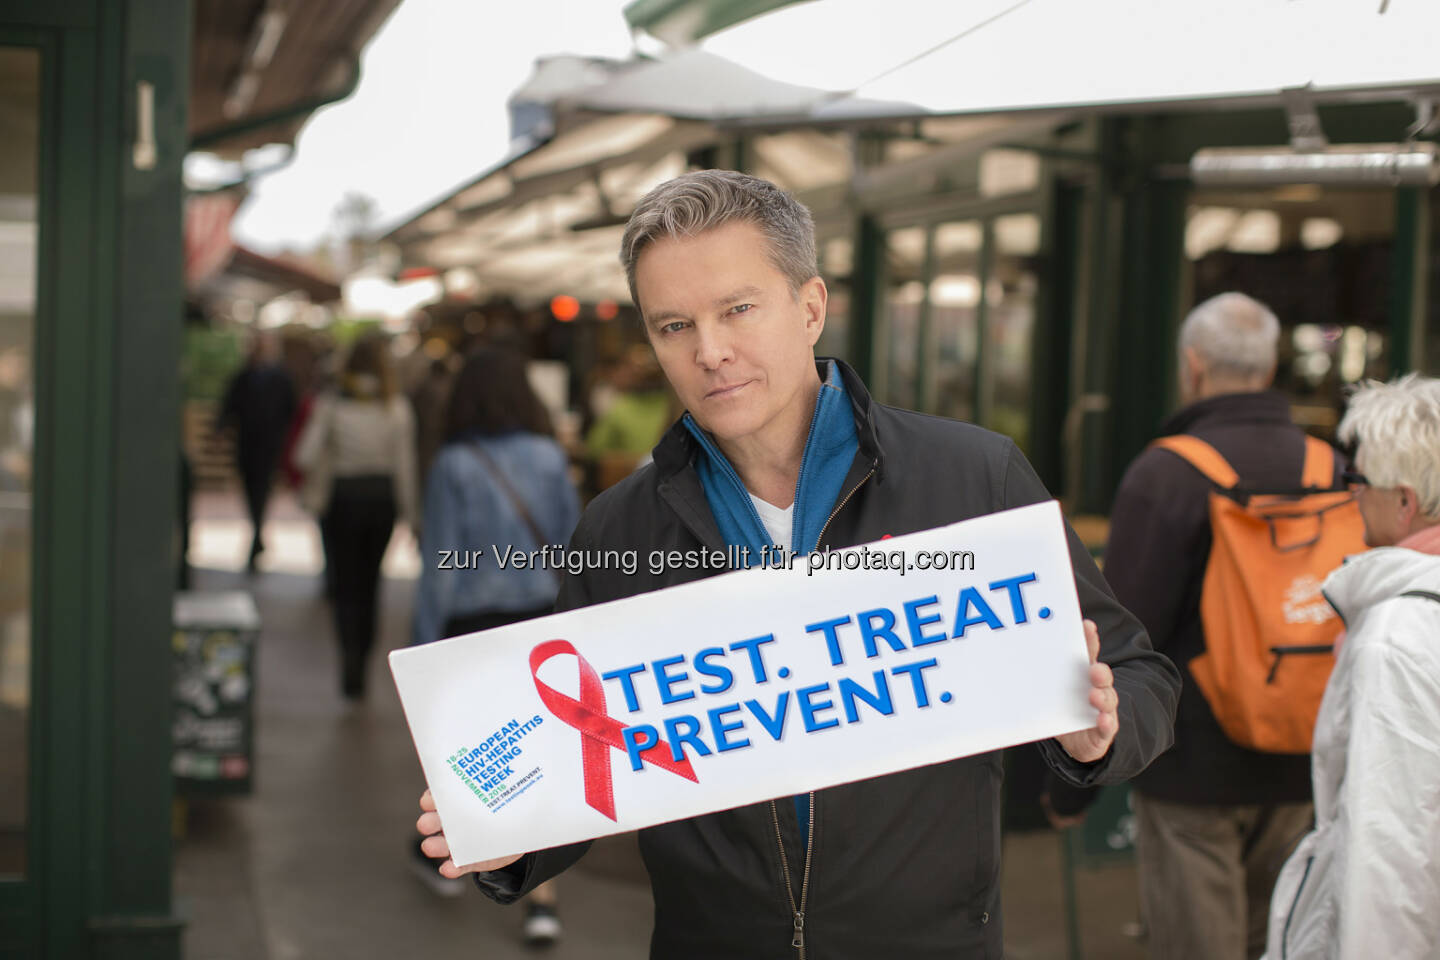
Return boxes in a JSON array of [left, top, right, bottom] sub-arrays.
[[998, 442, 1181, 786], [1335, 636, 1440, 958], [471, 518, 601, 903]]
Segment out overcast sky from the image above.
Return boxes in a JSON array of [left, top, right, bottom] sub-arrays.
[[231, 0, 639, 253]]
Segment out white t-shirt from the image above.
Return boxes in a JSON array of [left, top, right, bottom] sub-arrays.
[[749, 494, 794, 550]]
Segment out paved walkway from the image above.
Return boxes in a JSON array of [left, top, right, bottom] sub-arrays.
[[175, 491, 653, 960], [174, 489, 1143, 960]]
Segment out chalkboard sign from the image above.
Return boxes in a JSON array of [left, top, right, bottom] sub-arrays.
[[172, 592, 260, 794]]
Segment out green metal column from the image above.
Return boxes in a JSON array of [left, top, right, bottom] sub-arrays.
[[848, 214, 882, 385], [1028, 177, 1080, 495], [1388, 187, 1429, 374], [90, 0, 188, 955], [1074, 119, 1126, 514], [1111, 175, 1187, 486]]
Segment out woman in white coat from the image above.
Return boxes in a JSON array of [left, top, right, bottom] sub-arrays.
[[1264, 374, 1440, 959]]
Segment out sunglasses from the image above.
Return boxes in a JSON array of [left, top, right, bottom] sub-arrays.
[[1341, 470, 1370, 488]]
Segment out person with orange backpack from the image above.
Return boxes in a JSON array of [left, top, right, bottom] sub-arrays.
[[1104, 293, 1365, 960]]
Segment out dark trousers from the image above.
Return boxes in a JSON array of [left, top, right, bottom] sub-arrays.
[[323, 475, 396, 696], [239, 450, 279, 559]]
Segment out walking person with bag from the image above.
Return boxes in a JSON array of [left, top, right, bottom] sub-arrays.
[[294, 333, 418, 700], [1104, 293, 1365, 960], [409, 347, 580, 946]]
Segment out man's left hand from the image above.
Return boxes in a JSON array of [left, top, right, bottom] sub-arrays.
[[1055, 619, 1118, 764]]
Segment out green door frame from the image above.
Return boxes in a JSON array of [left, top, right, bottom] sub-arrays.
[[0, 1, 187, 956]]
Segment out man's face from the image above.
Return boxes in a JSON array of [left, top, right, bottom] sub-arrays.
[[634, 221, 825, 445]]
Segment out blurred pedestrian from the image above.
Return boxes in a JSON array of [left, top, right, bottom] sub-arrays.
[[217, 331, 296, 572], [409, 351, 457, 500], [584, 344, 675, 491], [409, 347, 578, 945], [295, 333, 417, 700], [1104, 293, 1348, 960], [1263, 374, 1440, 959]]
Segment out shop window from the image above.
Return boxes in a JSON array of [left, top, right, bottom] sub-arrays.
[[1188, 188, 1396, 436], [983, 214, 1041, 452], [880, 227, 927, 406], [929, 220, 982, 420]]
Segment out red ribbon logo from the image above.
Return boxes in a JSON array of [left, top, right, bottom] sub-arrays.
[[529, 639, 699, 821]]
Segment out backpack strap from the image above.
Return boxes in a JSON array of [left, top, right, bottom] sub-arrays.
[[1301, 436, 1339, 489], [1150, 435, 1239, 489]]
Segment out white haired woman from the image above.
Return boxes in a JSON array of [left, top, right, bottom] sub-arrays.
[[1263, 374, 1440, 959]]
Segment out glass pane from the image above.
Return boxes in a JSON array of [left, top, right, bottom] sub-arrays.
[[928, 220, 982, 420], [1188, 188, 1395, 437], [881, 227, 926, 407], [984, 214, 1040, 451], [0, 46, 39, 879]]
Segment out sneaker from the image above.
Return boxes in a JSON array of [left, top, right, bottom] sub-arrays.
[[522, 903, 562, 948], [409, 836, 467, 898]]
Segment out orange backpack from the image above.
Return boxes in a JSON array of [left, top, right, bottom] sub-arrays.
[[1150, 435, 1366, 755]]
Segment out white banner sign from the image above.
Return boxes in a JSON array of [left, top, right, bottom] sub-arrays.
[[390, 500, 1094, 865]]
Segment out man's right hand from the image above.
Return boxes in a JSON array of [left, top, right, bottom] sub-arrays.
[[417, 789, 524, 877]]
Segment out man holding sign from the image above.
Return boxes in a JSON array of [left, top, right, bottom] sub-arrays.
[[415, 171, 1180, 958]]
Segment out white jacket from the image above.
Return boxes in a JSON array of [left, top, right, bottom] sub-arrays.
[[1264, 546, 1440, 959]]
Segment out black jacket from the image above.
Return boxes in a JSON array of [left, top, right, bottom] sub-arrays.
[[480, 360, 1180, 959], [1104, 391, 1338, 806]]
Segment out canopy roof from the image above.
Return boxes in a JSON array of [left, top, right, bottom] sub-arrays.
[[191, 0, 402, 156], [701, 0, 1440, 122]]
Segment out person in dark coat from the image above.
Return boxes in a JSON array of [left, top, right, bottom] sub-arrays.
[[416, 171, 1181, 959], [217, 332, 296, 572], [1104, 293, 1341, 960]]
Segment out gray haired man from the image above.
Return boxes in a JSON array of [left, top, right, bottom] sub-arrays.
[[417, 171, 1180, 959], [1105, 293, 1337, 959]]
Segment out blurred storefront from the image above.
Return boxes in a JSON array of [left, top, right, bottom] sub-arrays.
[[388, 1, 1438, 517], [0, 1, 397, 956]]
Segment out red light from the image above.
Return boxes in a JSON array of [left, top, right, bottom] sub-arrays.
[[595, 299, 619, 321], [550, 295, 580, 322], [397, 266, 439, 281]]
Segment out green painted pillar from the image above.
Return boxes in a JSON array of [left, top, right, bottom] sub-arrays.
[[849, 214, 882, 385], [1388, 187, 1429, 375]]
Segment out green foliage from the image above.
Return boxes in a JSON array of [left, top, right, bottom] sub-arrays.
[[181, 327, 244, 401]]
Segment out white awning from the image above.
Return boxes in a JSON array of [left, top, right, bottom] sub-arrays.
[[563, 48, 843, 120], [703, 0, 1440, 120]]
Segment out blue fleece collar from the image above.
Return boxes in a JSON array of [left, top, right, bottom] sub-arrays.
[[683, 360, 858, 560]]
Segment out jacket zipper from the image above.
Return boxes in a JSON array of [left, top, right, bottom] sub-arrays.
[[767, 464, 875, 958], [815, 465, 876, 550], [1281, 854, 1314, 959], [769, 794, 814, 958]]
